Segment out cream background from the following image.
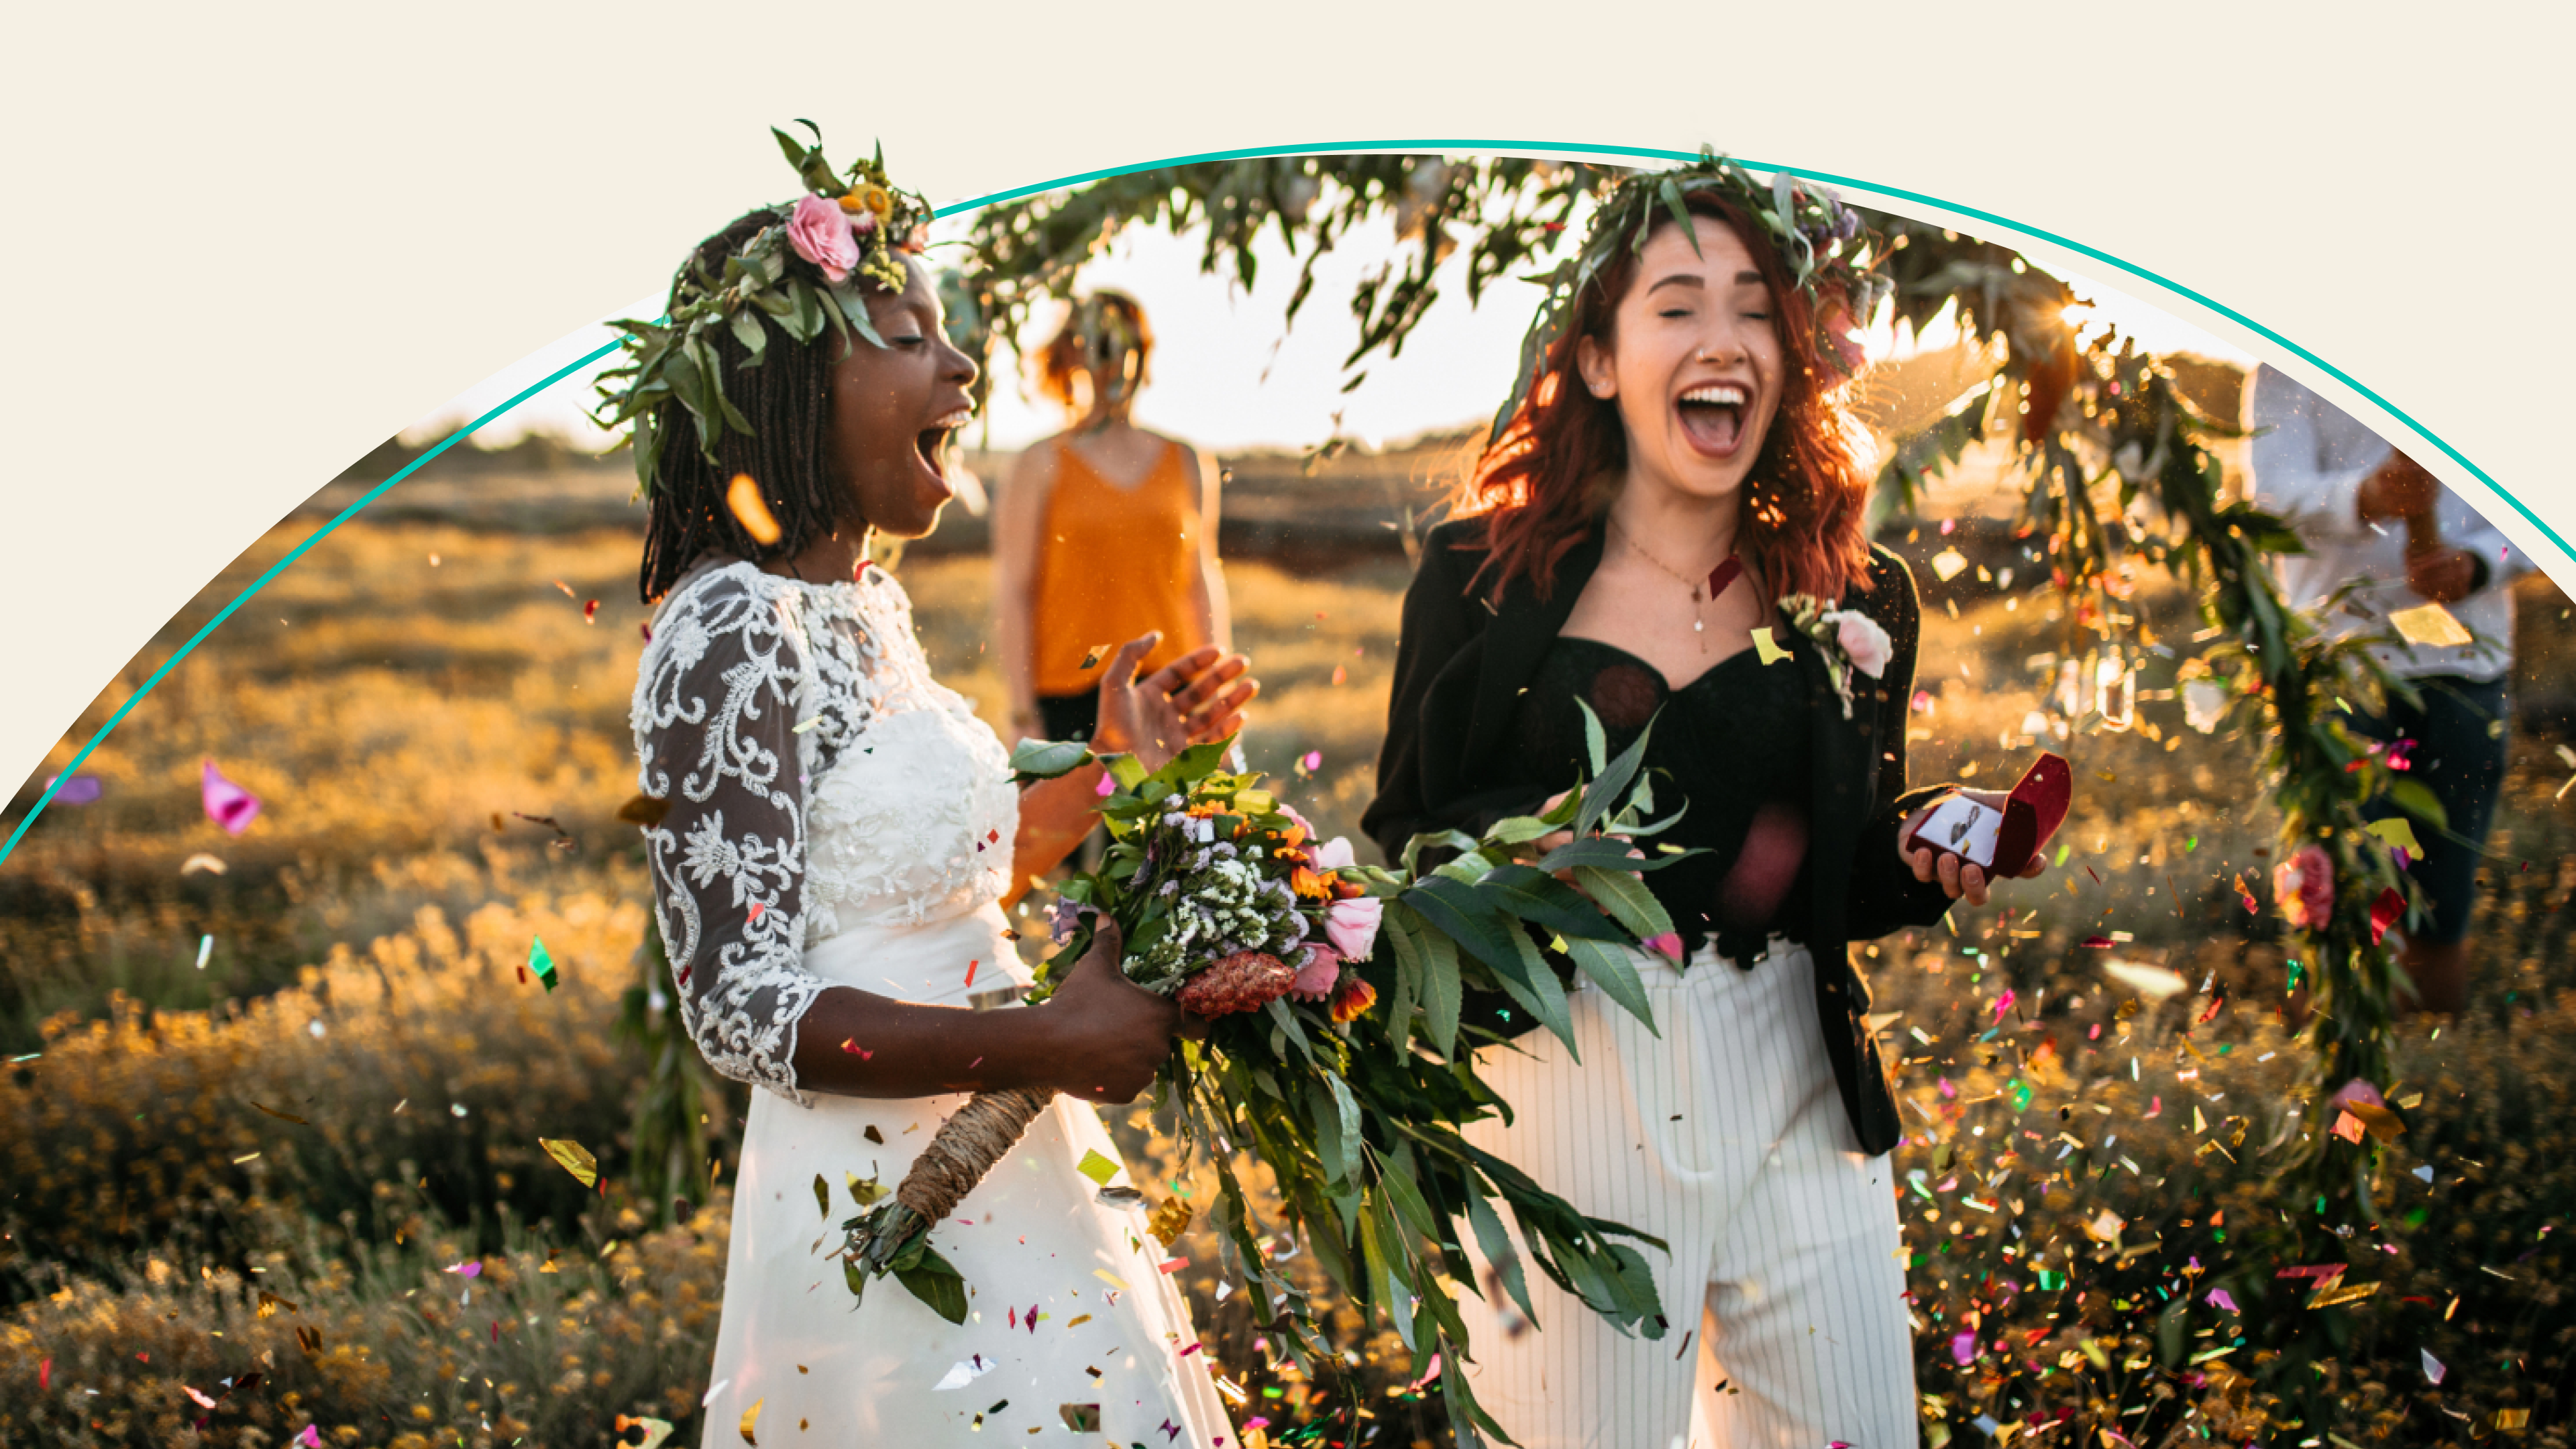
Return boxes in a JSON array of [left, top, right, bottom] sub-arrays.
[[3, 1, 2567, 801]]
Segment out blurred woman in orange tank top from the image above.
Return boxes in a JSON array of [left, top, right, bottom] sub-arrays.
[[994, 290, 1242, 745]]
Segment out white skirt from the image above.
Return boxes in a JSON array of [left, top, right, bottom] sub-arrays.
[[696, 904, 1233, 1446], [1451, 936, 1917, 1449]]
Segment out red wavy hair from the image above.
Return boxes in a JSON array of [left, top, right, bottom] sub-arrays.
[[1452, 190, 1876, 605]]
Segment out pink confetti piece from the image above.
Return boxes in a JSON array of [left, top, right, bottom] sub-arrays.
[[1991, 989, 2016, 1022], [201, 759, 261, 836], [747, 901, 765, 923], [1300, 751, 1322, 772], [185, 1385, 219, 1408], [1937, 1077, 1957, 1099], [298, 1427, 322, 1448], [1095, 771, 1116, 798], [1157, 1256, 1187, 1275], [2206, 1287, 2239, 1312], [2080, 934, 2114, 948], [1950, 1330, 1977, 1365], [443, 1260, 481, 1277], [45, 774, 101, 806]]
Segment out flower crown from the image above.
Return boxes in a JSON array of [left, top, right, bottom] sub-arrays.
[[1489, 149, 1890, 447], [592, 123, 936, 499]]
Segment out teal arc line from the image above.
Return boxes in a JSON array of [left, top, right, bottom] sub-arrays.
[[2, 136, 2543, 865]]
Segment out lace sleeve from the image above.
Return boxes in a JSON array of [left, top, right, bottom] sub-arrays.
[[631, 568, 839, 1107]]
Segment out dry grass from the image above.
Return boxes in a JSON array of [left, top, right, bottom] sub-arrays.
[[6, 500, 2576, 1444]]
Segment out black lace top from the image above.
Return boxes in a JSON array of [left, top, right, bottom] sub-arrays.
[[1503, 633, 1816, 968]]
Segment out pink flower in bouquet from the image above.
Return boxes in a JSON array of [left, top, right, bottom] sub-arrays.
[[1309, 836, 1357, 871], [1289, 945, 1343, 1000], [1829, 610, 1893, 678], [1325, 894, 1382, 961], [786, 193, 859, 284], [2273, 843, 2333, 928]]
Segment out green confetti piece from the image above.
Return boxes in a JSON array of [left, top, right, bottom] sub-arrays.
[[2035, 1269, 2065, 1290], [2008, 1079, 2033, 1112], [529, 936, 557, 991], [1075, 1149, 1118, 1186]]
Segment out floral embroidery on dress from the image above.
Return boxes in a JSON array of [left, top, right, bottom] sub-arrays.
[[630, 560, 1018, 1105]]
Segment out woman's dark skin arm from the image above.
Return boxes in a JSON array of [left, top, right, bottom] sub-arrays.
[[782, 919, 1185, 1103]]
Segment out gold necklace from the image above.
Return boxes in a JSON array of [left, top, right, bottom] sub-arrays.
[[1609, 519, 1743, 652]]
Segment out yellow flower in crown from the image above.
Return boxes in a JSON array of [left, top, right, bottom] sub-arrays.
[[841, 183, 894, 218]]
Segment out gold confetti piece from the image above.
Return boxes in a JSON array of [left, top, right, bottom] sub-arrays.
[[616, 794, 670, 826], [2387, 600, 2472, 648], [1931, 547, 1970, 582], [2364, 817, 2422, 856], [739, 1397, 763, 1445], [2497, 1409, 2530, 1430], [1076, 1148, 1120, 1186], [2343, 1100, 2406, 1140], [249, 1100, 308, 1124], [180, 853, 227, 876], [232, 1152, 262, 1164], [792, 716, 824, 735], [1078, 643, 1113, 671], [1065, 1313, 1092, 1328], [255, 1289, 297, 1317], [1750, 627, 1790, 665], [1092, 1270, 1130, 1290], [1148, 1198, 1192, 1250], [2307, 1279, 2380, 1309], [539, 1137, 599, 1187], [727, 474, 783, 546]]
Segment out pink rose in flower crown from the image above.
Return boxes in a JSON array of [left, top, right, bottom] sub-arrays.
[[1289, 945, 1344, 1001], [1325, 894, 1383, 961], [2273, 843, 2334, 929], [786, 193, 859, 285], [1828, 609, 1893, 678]]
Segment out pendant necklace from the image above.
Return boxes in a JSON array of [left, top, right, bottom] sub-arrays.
[[1610, 518, 1744, 654]]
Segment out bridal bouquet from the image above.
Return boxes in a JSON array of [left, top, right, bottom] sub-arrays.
[[842, 710, 1689, 1444]]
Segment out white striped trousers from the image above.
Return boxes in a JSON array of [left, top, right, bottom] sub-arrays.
[[1452, 938, 1917, 1449]]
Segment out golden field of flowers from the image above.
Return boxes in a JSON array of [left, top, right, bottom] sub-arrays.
[[5, 484, 2576, 1445]]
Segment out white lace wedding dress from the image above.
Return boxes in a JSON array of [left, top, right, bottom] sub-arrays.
[[631, 558, 1232, 1446]]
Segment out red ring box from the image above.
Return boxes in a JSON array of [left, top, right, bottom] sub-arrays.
[[1901, 752, 2072, 878]]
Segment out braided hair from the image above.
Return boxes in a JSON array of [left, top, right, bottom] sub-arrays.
[[637, 209, 875, 603]]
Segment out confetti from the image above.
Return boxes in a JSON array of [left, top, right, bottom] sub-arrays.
[[45, 773, 102, 806], [181, 853, 228, 875], [197, 934, 213, 970], [965, 958, 979, 988], [2100, 959, 2188, 1002], [529, 937, 559, 991], [200, 759, 262, 836], [1931, 547, 1970, 582], [2421, 1347, 2446, 1384], [2364, 817, 2422, 860], [1950, 1330, 1977, 1364], [1750, 627, 1791, 665], [2206, 1288, 2239, 1313], [2386, 600, 2473, 648], [2367, 887, 2406, 945], [1299, 751, 1322, 773], [1095, 771, 1116, 798], [583, 598, 600, 624], [297, 1426, 321, 1448], [1077, 1148, 1120, 1185], [539, 1137, 599, 1188], [1092, 1270, 1130, 1290], [739, 1397, 763, 1444], [249, 1099, 307, 1124], [1148, 1197, 1193, 1249], [615, 1415, 677, 1449], [727, 474, 783, 545], [933, 1354, 996, 1391], [1058, 1405, 1103, 1432], [442, 1260, 482, 1278], [1097, 1185, 1147, 1209], [1079, 643, 1112, 671], [2308, 1279, 2380, 1309]]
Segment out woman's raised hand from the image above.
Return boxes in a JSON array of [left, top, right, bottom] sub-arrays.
[[1898, 788, 2047, 908], [1036, 918, 1202, 1104], [1089, 633, 1258, 772]]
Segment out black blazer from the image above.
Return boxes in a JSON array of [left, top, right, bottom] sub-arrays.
[[1362, 517, 1956, 1157]]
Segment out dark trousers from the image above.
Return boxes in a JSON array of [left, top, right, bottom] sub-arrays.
[[2344, 674, 2509, 945]]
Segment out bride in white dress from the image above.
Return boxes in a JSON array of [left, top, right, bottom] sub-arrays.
[[619, 189, 1256, 1445]]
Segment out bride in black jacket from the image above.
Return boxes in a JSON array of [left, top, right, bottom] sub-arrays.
[[1363, 159, 2040, 1448]]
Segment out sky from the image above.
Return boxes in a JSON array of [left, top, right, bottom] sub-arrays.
[[400, 195, 2252, 460]]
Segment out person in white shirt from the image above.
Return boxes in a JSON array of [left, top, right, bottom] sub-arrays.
[[2245, 363, 2530, 1013]]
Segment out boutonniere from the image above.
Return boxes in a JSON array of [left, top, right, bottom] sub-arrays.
[[1776, 594, 1893, 718]]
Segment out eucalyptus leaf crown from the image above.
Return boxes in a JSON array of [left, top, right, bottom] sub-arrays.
[[1491, 149, 1891, 447], [592, 123, 936, 499]]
